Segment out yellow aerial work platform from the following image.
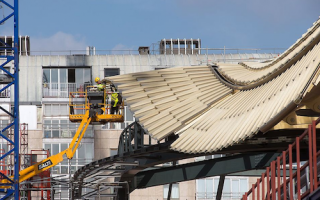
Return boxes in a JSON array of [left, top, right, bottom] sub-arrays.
[[69, 86, 124, 123], [0, 85, 125, 185]]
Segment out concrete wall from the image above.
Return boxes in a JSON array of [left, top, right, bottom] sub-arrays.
[[17, 53, 277, 103]]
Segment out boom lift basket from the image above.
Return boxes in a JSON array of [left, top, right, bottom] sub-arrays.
[[69, 86, 124, 124]]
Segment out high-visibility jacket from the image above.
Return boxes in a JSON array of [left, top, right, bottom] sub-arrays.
[[111, 93, 119, 107], [97, 84, 104, 91]]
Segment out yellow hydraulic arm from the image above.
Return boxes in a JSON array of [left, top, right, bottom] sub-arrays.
[[19, 110, 91, 183]]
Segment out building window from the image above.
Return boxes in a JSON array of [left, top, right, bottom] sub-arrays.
[[0, 119, 9, 138], [43, 119, 93, 138], [163, 184, 179, 200], [43, 142, 94, 175], [196, 177, 248, 199], [104, 68, 120, 77], [44, 104, 69, 116], [43, 67, 91, 98], [0, 67, 11, 97], [0, 143, 8, 171]]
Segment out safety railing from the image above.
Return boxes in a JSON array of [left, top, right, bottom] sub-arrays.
[[242, 118, 320, 200], [29, 48, 285, 56], [43, 83, 90, 98], [196, 191, 245, 199]]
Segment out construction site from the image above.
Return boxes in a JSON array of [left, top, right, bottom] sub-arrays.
[[1, 1, 320, 200]]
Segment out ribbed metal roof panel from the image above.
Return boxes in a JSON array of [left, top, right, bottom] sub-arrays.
[[107, 18, 320, 154], [171, 41, 320, 153], [109, 66, 233, 141], [217, 17, 320, 85]]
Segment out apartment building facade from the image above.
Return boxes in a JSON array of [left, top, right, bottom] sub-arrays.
[[0, 53, 276, 199]]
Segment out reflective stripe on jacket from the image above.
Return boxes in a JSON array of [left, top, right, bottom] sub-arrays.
[[97, 84, 104, 91], [111, 93, 118, 107]]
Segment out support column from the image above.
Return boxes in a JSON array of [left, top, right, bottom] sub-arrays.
[[216, 175, 225, 200]]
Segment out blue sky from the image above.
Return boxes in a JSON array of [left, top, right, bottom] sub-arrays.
[[1, 0, 320, 53]]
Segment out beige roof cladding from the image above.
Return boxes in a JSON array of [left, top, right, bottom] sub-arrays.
[[217, 17, 320, 86], [108, 17, 320, 154], [109, 66, 232, 141]]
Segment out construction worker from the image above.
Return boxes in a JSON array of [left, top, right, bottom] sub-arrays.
[[95, 77, 105, 91], [110, 86, 122, 115]]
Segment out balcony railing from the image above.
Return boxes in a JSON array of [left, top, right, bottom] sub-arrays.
[[196, 192, 245, 199], [42, 83, 90, 98]]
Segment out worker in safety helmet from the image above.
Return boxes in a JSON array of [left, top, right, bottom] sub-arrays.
[[95, 77, 105, 91], [110, 86, 122, 115]]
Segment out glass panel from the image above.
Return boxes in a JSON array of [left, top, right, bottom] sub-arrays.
[[43, 69, 50, 83], [44, 105, 51, 116], [2, 120, 8, 126], [75, 69, 84, 84], [104, 68, 119, 77], [52, 144, 59, 155], [52, 130, 59, 138], [61, 166, 68, 174], [44, 119, 51, 126], [163, 184, 169, 198], [240, 179, 248, 193], [60, 104, 68, 116], [71, 150, 77, 165], [51, 69, 58, 83], [51, 120, 59, 129], [70, 166, 76, 174], [60, 69, 67, 83], [83, 68, 91, 83], [110, 123, 115, 129], [2, 144, 7, 153], [214, 178, 219, 197], [60, 120, 68, 129], [78, 145, 85, 165], [52, 166, 59, 174], [61, 120, 69, 137], [44, 130, 51, 138], [207, 179, 214, 199], [52, 105, 60, 116], [61, 143, 68, 152], [121, 123, 125, 129], [223, 178, 231, 198], [197, 179, 205, 198], [44, 144, 51, 152], [171, 184, 179, 198], [85, 143, 94, 162], [232, 179, 239, 199], [205, 155, 213, 160]]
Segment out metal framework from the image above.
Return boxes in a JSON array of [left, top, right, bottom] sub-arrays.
[[0, 0, 19, 198]]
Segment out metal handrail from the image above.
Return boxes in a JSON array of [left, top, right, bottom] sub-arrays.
[[243, 118, 320, 200]]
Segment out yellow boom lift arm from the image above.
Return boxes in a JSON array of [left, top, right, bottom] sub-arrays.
[[19, 110, 92, 182], [0, 86, 124, 185]]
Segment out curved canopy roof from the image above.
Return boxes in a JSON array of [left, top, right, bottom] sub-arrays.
[[108, 17, 320, 154]]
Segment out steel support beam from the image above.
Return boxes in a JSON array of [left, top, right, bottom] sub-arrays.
[[216, 175, 225, 200], [131, 152, 280, 191]]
